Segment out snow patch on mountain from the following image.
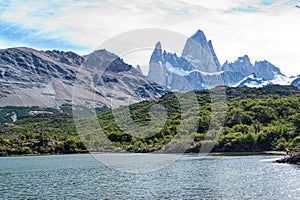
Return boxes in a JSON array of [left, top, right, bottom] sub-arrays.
[[165, 62, 188, 76], [271, 75, 295, 85], [233, 74, 262, 87], [234, 74, 296, 88], [165, 62, 224, 77]]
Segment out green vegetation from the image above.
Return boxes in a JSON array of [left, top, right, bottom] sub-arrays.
[[1, 85, 300, 155], [0, 113, 87, 156]]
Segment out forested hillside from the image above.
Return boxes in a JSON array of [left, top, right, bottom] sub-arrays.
[[1, 85, 300, 155]]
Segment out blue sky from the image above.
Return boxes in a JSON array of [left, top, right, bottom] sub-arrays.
[[0, 0, 93, 53], [260, 0, 280, 6], [0, 20, 88, 51], [0, 0, 300, 75]]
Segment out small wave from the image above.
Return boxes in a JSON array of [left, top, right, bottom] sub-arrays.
[[259, 157, 282, 162]]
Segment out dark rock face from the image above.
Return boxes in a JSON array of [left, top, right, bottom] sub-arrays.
[[44, 50, 84, 66], [277, 145, 300, 165], [0, 47, 167, 108], [83, 49, 132, 72], [276, 156, 300, 165], [0, 48, 78, 84], [148, 29, 291, 92]]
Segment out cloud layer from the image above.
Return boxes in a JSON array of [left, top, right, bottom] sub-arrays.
[[0, 0, 299, 76]]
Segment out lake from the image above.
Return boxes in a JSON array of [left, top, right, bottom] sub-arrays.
[[1, 154, 300, 199]]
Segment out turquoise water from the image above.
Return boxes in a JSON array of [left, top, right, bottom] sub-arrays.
[[1, 154, 300, 199]]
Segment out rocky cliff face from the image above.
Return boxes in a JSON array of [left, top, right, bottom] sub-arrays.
[[0, 47, 167, 108], [148, 29, 292, 91], [221, 56, 287, 86], [254, 60, 283, 80], [182, 30, 221, 72], [222, 55, 253, 77]]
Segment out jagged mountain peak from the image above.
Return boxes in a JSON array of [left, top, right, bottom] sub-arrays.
[[155, 41, 162, 50], [236, 55, 251, 64], [254, 59, 283, 80], [222, 55, 253, 77], [150, 42, 164, 64], [148, 28, 293, 91], [207, 40, 221, 70], [190, 29, 208, 45], [254, 60, 272, 67], [148, 29, 223, 91], [181, 29, 221, 72], [254, 59, 278, 67], [221, 54, 287, 86]]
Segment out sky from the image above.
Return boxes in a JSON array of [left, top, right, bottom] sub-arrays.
[[0, 0, 300, 76]]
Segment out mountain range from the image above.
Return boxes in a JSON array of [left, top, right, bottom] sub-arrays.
[[1, 29, 300, 111], [0, 47, 166, 109], [147, 29, 299, 91]]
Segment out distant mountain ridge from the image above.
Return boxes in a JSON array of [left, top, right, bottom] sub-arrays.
[[147, 29, 296, 91], [0, 47, 167, 108]]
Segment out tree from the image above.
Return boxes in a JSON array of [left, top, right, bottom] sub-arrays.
[[252, 105, 276, 124]]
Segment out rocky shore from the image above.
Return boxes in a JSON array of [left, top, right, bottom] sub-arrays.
[[276, 155, 300, 165]]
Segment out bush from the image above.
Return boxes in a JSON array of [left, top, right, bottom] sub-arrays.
[[232, 124, 250, 134]]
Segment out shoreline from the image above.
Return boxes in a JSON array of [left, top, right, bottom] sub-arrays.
[[0, 151, 286, 158], [210, 151, 285, 156]]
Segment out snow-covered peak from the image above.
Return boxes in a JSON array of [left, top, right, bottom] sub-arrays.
[[148, 29, 297, 92]]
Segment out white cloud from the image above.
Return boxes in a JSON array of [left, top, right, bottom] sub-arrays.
[[0, 0, 300, 76]]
